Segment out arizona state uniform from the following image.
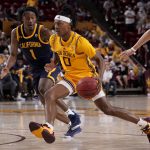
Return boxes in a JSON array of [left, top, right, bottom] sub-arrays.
[[16, 24, 60, 93], [50, 31, 98, 92]]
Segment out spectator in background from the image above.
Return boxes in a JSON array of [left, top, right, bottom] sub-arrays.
[[146, 1, 150, 12], [23, 65, 34, 98], [115, 61, 129, 88], [103, 61, 117, 96], [27, 0, 38, 7], [11, 58, 25, 101], [103, 0, 114, 21], [0, 38, 8, 54], [96, 42, 109, 58], [112, 47, 121, 63], [0, 30, 5, 39], [0, 4, 6, 29], [0, 73, 17, 101], [136, 8, 147, 34], [144, 12, 150, 31], [136, 1, 145, 11], [0, 54, 17, 100], [128, 68, 136, 88], [124, 6, 136, 32]]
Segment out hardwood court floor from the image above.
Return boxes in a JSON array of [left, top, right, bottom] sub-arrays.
[[0, 95, 150, 150]]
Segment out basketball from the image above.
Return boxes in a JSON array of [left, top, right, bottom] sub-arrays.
[[76, 77, 100, 99]]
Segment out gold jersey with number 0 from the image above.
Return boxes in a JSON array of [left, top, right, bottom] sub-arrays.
[[50, 31, 97, 85]]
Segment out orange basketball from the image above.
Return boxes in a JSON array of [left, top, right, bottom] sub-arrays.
[[76, 77, 100, 99]]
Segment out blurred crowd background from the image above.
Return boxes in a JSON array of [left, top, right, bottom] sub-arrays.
[[0, 0, 150, 101]]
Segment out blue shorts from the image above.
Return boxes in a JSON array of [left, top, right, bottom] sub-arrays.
[[32, 67, 60, 94]]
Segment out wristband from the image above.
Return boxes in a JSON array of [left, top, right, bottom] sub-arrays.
[[131, 47, 136, 52]]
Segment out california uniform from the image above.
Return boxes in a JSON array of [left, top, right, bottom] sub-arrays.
[[16, 23, 60, 93], [50, 31, 105, 100]]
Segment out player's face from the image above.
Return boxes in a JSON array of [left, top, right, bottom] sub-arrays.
[[22, 11, 37, 31], [54, 20, 71, 37]]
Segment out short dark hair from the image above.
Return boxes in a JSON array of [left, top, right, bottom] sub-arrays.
[[58, 5, 77, 28], [18, 6, 39, 21]]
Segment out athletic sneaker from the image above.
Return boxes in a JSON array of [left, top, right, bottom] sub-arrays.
[[68, 112, 81, 129], [29, 121, 55, 144], [64, 112, 81, 137], [141, 123, 150, 142], [142, 117, 150, 142], [64, 126, 82, 138], [29, 121, 43, 138]]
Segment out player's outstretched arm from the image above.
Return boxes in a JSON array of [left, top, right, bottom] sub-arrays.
[[1, 28, 18, 78], [120, 29, 150, 58]]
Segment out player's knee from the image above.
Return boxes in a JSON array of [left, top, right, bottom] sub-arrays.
[[44, 89, 57, 103], [38, 87, 46, 95]]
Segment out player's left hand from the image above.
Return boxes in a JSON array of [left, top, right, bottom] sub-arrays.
[[44, 60, 56, 72]]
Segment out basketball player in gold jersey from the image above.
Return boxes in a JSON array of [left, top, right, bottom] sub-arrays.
[[120, 29, 150, 57], [31, 5, 150, 144], [1, 6, 81, 139]]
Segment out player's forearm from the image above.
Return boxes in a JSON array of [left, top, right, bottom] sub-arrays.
[[132, 29, 150, 51], [6, 55, 17, 70]]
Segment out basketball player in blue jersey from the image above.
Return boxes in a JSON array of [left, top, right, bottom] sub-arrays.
[[1, 6, 81, 138]]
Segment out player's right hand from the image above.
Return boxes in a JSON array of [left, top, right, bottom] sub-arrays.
[[1, 67, 9, 79]]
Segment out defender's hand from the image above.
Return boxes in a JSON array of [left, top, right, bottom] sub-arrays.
[[44, 60, 56, 72]]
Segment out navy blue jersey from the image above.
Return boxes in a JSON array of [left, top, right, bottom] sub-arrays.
[[16, 24, 53, 71]]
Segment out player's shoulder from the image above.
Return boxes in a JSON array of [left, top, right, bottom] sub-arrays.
[[11, 24, 22, 34], [38, 25, 51, 43], [11, 27, 18, 33], [11, 26, 20, 38], [75, 32, 89, 44], [39, 25, 49, 33], [50, 33, 57, 38]]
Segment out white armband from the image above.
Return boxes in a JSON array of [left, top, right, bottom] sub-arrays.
[[131, 47, 136, 52]]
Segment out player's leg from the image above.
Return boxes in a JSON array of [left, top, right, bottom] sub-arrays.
[[38, 77, 68, 110], [93, 92, 139, 123], [38, 78, 70, 123], [29, 73, 81, 141], [38, 94, 70, 124], [39, 83, 71, 143], [39, 77, 81, 130], [32, 69, 76, 123], [93, 90, 150, 141], [30, 80, 81, 143], [29, 78, 70, 138], [29, 74, 70, 139]]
